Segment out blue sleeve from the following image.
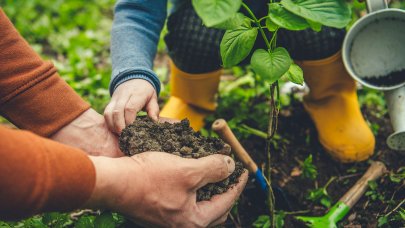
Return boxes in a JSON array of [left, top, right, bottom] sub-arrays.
[[109, 0, 168, 96]]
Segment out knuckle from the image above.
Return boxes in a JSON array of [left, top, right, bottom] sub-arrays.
[[124, 106, 137, 113], [104, 110, 111, 116], [112, 110, 121, 117], [211, 155, 229, 176], [179, 163, 203, 188], [103, 106, 113, 116], [182, 169, 201, 188]]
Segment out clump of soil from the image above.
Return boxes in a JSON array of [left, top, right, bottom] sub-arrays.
[[363, 69, 405, 87], [119, 117, 244, 201]]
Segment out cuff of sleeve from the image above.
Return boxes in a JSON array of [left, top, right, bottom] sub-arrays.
[[43, 137, 96, 214], [0, 127, 96, 220], [110, 69, 161, 96]]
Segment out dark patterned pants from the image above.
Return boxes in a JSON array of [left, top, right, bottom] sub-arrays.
[[164, 1, 346, 74]]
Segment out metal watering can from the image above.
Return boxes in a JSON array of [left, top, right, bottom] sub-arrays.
[[342, 0, 405, 151]]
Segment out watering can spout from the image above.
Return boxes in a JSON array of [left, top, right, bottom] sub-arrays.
[[385, 87, 405, 150]]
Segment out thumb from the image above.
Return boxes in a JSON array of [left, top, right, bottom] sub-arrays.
[[192, 154, 235, 190]]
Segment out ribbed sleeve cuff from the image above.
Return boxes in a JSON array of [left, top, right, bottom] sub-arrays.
[[109, 69, 161, 96]]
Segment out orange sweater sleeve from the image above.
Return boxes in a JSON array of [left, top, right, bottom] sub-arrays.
[[0, 8, 90, 137], [0, 125, 96, 220]]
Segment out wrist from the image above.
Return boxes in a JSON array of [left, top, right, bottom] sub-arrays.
[[51, 109, 103, 139], [50, 108, 125, 157], [83, 156, 144, 211], [83, 156, 114, 209], [110, 69, 161, 96], [114, 75, 157, 94], [67, 108, 104, 129]]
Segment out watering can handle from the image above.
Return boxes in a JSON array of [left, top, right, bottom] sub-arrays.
[[212, 119, 258, 174], [366, 0, 388, 13], [339, 161, 387, 208]]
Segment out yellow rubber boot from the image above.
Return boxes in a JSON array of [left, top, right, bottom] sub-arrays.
[[297, 51, 375, 163], [160, 61, 221, 130]]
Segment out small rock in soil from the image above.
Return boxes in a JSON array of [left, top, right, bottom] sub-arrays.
[[119, 117, 244, 201]]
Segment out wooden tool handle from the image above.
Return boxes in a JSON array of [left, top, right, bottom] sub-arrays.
[[212, 119, 258, 173], [339, 161, 387, 208]]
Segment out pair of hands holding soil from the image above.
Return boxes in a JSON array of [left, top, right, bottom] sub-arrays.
[[51, 106, 248, 227]]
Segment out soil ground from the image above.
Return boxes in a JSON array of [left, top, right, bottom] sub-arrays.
[[119, 117, 244, 201], [220, 99, 404, 227]]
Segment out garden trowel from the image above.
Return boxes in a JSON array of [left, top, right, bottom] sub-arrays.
[[295, 161, 387, 228], [212, 119, 290, 210]]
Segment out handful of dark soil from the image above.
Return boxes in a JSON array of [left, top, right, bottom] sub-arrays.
[[119, 117, 244, 201]]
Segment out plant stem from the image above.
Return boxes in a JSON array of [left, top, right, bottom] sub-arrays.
[[283, 210, 311, 215], [275, 81, 281, 109], [385, 199, 404, 217], [265, 83, 279, 228], [324, 176, 337, 189], [258, 16, 268, 23], [269, 28, 279, 50], [240, 124, 268, 139], [242, 5, 281, 228], [242, 3, 271, 50]]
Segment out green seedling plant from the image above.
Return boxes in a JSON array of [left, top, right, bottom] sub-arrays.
[[306, 177, 336, 208], [252, 212, 285, 228], [378, 207, 405, 227], [365, 180, 385, 202], [388, 166, 405, 183], [192, 0, 351, 226], [300, 154, 318, 180], [375, 167, 405, 227]]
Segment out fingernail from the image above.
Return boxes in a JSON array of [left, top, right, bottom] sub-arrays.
[[224, 156, 235, 174]]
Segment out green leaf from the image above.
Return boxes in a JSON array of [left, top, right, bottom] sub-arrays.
[[284, 63, 304, 85], [320, 196, 332, 208], [75, 216, 95, 228], [281, 0, 351, 28], [42, 212, 72, 227], [265, 18, 278, 32], [192, 0, 242, 27], [253, 215, 271, 228], [307, 188, 324, 201], [268, 3, 310, 31], [23, 217, 47, 228], [213, 13, 245, 30], [368, 180, 378, 190], [94, 212, 115, 228], [377, 216, 388, 227], [306, 19, 322, 32], [389, 167, 405, 183], [220, 20, 258, 67], [301, 154, 318, 180], [275, 212, 286, 228], [263, 220, 271, 228], [399, 208, 405, 220], [251, 48, 292, 84]]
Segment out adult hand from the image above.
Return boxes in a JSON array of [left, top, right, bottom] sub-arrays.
[[86, 152, 248, 227], [51, 109, 124, 157], [104, 79, 159, 134]]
